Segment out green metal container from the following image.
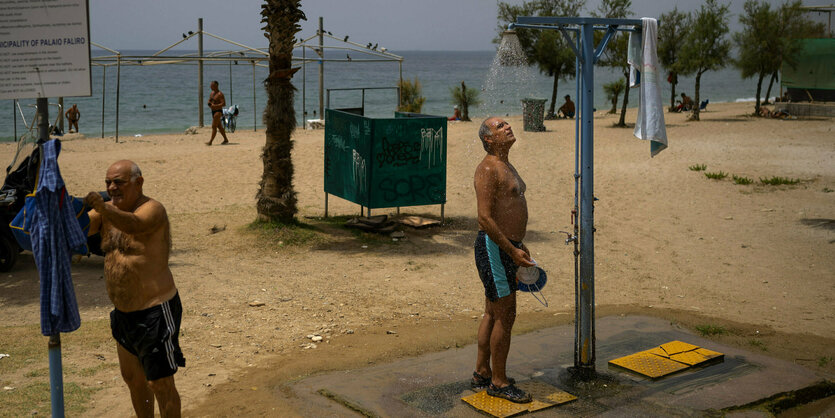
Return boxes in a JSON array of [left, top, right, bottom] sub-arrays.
[[324, 109, 447, 209]]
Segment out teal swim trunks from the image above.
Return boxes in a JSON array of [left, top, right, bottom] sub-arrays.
[[474, 231, 523, 301]]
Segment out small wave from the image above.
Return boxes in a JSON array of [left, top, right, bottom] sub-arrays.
[[734, 97, 768, 103]]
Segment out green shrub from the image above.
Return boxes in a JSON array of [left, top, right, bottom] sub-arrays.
[[733, 175, 753, 185], [695, 324, 726, 336], [689, 164, 707, 171], [449, 81, 480, 121], [760, 176, 799, 185], [704, 171, 727, 180], [398, 77, 426, 113]]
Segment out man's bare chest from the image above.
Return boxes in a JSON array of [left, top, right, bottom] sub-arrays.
[[101, 226, 144, 255]]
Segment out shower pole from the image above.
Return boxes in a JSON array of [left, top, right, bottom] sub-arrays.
[[509, 16, 643, 379], [577, 22, 596, 375], [198, 18, 204, 127]]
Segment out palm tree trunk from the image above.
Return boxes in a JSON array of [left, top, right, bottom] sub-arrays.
[[691, 71, 703, 121], [617, 68, 630, 127], [763, 71, 778, 105], [257, 0, 304, 223], [754, 71, 765, 116], [547, 74, 558, 119], [461, 81, 470, 121], [669, 73, 677, 112]]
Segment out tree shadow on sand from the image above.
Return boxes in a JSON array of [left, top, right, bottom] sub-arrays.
[[308, 214, 558, 257], [0, 254, 111, 309]]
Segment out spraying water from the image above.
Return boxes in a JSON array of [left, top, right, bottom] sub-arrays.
[[480, 30, 540, 120]]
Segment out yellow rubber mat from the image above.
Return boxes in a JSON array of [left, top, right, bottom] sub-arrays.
[[461, 380, 577, 417], [609, 340, 724, 379], [609, 350, 691, 378]]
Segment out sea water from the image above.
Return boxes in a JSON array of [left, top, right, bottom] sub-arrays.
[[1, 49, 768, 141]]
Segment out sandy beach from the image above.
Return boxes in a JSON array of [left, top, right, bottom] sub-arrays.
[[0, 101, 833, 415]]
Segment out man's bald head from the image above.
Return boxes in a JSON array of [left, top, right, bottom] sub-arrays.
[[109, 160, 142, 181], [105, 160, 145, 210]]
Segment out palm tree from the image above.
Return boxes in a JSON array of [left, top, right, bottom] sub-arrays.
[[603, 78, 626, 114], [398, 77, 426, 113], [658, 8, 690, 111], [257, 0, 306, 223], [449, 81, 481, 121]]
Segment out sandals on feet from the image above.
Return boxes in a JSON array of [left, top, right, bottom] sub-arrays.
[[470, 371, 515, 390], [487, 383, 532, 403], [471, 371, 490, 390]]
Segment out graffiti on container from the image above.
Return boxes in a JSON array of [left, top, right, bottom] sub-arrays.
[[376, 137, 421, 168], [329, 134, 349, 152], [420, 127, 443, 169], [352, 149, 367, 195], [378, 173, 444, 203], [350, 123, 360, 141]]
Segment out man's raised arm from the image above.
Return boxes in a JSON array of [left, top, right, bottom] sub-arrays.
[[84, 192, 164, 235]]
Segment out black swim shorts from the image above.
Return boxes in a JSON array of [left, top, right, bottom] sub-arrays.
[[474, 231, 523, 301], [111, 293, 186, 381], [212, 109, 222, 116]]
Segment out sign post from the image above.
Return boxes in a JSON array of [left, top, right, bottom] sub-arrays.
[[0, 2, 91, 416], [0, 0, 92, 100]]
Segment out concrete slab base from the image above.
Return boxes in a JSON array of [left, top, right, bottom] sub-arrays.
[[286, 315, 832, 417]]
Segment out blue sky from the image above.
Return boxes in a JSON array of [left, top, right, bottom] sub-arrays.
[[90, 0, 829, 51]]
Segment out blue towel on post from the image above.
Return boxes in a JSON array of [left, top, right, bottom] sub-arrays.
[[31, 139, 85, 336]]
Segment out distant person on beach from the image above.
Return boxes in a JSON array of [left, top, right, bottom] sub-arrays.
[[85, 160, 185, 417], [758, 106, 792, 119], [65, 104, 80, 133], [471, 117, 535, 404], [449, 105, 462, 121], [674, 92, 693, 112], [206, 80, 229, 145], [557, 95, 575, 118]]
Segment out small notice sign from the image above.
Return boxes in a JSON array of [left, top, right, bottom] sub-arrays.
[[0, 0, 92, 100]]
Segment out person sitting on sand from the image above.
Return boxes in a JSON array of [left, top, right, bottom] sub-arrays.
[[674, 93, 693, 112], [471, 117, 536, 404], [449, 105, 462, 121], [758, 106, 791, 119], [557, 95, 575, 118], [65, 104, 80, 133], [206, 81, 230, 146]]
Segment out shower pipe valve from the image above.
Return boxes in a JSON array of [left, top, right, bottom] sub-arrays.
[[558, 230, 576, 245]]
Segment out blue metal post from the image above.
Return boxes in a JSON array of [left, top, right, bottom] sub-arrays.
[[48, 334, 65, 417], [511, 16, 644, 378], [38, 97, 65, 417], [577, 22, 596, 372]]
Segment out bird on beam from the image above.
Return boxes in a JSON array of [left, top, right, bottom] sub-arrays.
[[344, 35, 349, 42]]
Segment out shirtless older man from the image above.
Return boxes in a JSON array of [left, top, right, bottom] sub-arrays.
[[471, 117, 535, 403], [85, 160, 184, 418], [206, 80, 229, 145], [65, 104, 80, 133]]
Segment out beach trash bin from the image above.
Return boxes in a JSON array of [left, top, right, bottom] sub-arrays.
[[521, 98, 547, 132]]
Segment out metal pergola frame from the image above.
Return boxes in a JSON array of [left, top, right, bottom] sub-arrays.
[[509, 16, 643, 379], [81, 17, 403, 141]]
